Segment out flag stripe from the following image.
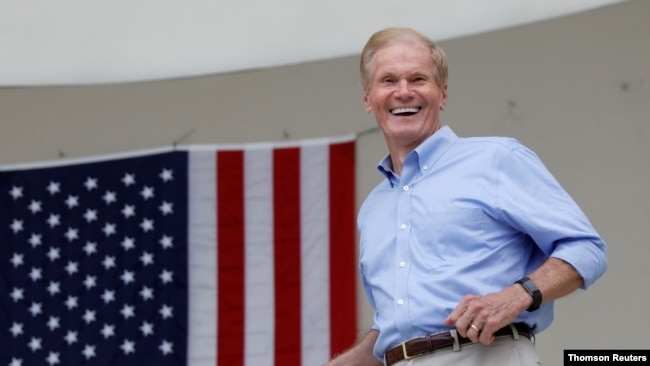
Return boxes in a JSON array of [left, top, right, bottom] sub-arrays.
[[244, 147, 275, 366], [273, 147, 302, 365], [329, 141, 357, 355], [216, 151, 246, 364], [300, 143, 331, 365], [188, 150, 217, 366]]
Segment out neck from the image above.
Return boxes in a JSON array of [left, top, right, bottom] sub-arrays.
[[385, 125, 441, 176]]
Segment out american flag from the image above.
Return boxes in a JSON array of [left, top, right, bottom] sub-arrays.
[[0, 137, 357, 366]]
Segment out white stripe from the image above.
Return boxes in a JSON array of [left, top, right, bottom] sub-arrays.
[[300, 143, 331, 365], [188, 150, 218, 366], [244, 147, 276, 366]]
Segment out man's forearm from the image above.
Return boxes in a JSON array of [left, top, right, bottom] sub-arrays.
[[326, 329, 383, 366], [528, 257, 583, 303]]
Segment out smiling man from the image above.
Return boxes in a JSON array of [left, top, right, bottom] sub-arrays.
[[326, 27, 607, 366]]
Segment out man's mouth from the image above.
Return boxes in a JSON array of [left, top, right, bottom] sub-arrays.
[[390, 107, 422, 116]]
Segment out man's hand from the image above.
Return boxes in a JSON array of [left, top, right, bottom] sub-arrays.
[[444, 257, 584, 345], [325, 330, 383, 366], [443, 285, 531, 345]]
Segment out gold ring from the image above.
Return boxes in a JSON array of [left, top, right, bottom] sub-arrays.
[[470, 324, 480, 332]]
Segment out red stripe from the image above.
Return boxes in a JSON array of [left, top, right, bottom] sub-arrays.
[[329, 141, 358, 356], [273, 147, 302, 365], [216, 151, 245, 365]]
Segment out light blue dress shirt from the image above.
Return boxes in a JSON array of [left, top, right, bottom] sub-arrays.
[[358, 126, 607, 360]]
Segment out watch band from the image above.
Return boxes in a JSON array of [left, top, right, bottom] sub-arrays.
[[515, 276, 542, 312]]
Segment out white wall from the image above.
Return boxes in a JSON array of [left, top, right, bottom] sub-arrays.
[[1, 1, 648, 364]]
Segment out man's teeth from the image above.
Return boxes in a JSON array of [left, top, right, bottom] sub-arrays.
[[391, 107, 420, 115]]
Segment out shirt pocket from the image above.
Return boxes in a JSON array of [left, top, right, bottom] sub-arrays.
[[412, 207, 488, 268]]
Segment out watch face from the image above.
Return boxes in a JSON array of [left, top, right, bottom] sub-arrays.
[[517, 277, 541, 311]]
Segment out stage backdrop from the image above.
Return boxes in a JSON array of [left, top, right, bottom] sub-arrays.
[[0, 135, 357, 366]]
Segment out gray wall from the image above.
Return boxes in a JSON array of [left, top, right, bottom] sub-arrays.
[[1, 1, 648, 364]]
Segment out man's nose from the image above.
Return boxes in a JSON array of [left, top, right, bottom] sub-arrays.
[[396, 80, 413, 98]]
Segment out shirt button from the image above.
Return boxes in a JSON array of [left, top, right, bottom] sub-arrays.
[[402, 185, 409, 191], [399, 261, 406, 267], [397, 299, 404, 305], [423, 165, 429, 171], [399, 224, 406, 230]]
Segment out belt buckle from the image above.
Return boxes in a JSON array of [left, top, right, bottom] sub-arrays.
[[400, 336, 425, 360]]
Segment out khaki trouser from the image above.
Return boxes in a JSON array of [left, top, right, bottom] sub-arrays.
[[392, 335, 541, 366]]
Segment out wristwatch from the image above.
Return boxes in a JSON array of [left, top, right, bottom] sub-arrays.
[[515, 276, 542, 312]]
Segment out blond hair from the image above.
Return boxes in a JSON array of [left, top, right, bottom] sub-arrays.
[[360, 27, 448, 90]]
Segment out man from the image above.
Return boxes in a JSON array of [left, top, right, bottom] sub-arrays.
[[326, 27, 607, 365]]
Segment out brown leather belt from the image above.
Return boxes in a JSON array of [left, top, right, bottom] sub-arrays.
[[384, 323, 532, 366]]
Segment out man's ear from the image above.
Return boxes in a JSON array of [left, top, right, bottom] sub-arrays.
[[363, 92, 372, 113], [439, 83, 448, 111]]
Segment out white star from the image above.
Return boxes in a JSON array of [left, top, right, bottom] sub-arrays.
[[47, 247, 61, 261], [159, 201, 174, 215], [160, 168, 174, 182], [83, 242, 97, 255], [159, 235, 174, 249], [28, 200, 42, 213], [102, 223, 116, 236], [47, 316, 60, 331], [140, 186, 155, 200], [102, 256, 116, 270], [83, 275, 97, 289], [82, 344, 96, 359], [10, 322, 23, 337], [9, 357, 22, 366], [64, 227, 79, 242], [139, 286, 154, 301], [140, 218, 154, 232], [10, 219, 24, 233], [101, 324, 115, 338], [84, 177, 98, 190], [65, 296, 78, 310], [65, 261, 79, 275], [29, 267, 42, 282], [83, 310, 96, 324], [46, 181, 61, 195], [64, 195, 79, 208], [122, 173, 136, 186], [101, 289, 116, 304], [120, 339, 136, 355], [83, 209, 98, 222], [28, 337, 42, 351], [121, 237, 135, 251], [159, 340, 174, 355], [10, 253, 24, 267], [159, 304, 173, 319], [46, 351, 60, 365], [140, 252, 154, 266], [160, 270, 173, 284], [28, 302, 42, 317], [121, 204, 136, 218], [10, 288, 24, 302], [120, 270, 135, 284], [140, 321, 154, 336], [47, 281, 61, 296], [29, 233, 42, 247], [9, 186, 23, 199], [102, 191, 117, 204], [64, 330, 78, 345], [46, 214, 61, 228], [121, 304, 135, 319]]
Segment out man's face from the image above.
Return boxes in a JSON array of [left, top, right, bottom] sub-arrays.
[[363, 41, 447, 150]]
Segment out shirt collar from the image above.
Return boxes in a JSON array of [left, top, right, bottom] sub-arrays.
[[377, 125, 458, 184]]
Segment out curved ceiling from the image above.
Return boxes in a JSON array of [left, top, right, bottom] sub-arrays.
[[0, 0, 626, 86]]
